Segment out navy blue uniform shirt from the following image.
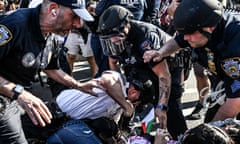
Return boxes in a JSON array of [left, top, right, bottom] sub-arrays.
[[0, 6, 59, 86], [111, 20, 171, 104], [174, 10, 240, 98]]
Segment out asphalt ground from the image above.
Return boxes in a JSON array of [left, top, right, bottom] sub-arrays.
[[34, 60, 205, 130]]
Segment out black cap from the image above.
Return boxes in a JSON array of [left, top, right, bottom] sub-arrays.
[[50, 0, 94, 21]]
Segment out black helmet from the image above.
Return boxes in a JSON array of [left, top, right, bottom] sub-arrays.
[[174, 0, 223, 34], [97, 5, 134, 56], [97, 5, 133, 35]]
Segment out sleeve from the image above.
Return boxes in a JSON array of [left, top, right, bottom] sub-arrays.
[[95, 0, 113, 16]]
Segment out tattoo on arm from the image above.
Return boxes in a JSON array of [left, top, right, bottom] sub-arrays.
[[158, 77, 170, 104]]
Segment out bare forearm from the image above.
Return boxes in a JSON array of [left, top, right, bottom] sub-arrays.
[[160, 39, 181, 58], [158, 77, 171, 105], [44, 69, 81, 89]]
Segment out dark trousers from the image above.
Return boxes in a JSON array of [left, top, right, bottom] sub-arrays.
[[167, 68, 188, 140], [0, 96, 27, 144]]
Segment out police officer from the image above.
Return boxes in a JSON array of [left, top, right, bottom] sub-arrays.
[[0, 0, 103, 143], [98, 5, 171, 129], [144, 0, 240, 122]]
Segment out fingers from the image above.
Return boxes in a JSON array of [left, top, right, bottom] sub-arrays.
[[27, 100, 52, 127], [143, 50, 161, 63], [143, 51, 153, 63], [155, 110, 167, 129], [18, 94, 52, 127]]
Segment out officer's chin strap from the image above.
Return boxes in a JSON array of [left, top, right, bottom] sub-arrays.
[[198, 29, 212, 41]]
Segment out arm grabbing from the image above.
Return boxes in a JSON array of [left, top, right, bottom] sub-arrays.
[[143, 39, 181, 63]]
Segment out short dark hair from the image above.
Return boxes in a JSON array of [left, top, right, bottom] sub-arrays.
[[181, 123, 234, 144]]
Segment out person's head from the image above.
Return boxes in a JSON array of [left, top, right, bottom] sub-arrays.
[[180, 123, 234, 144], [97, 5, 134, 56], [173, 0, 223, 48], [127, 72, 155, 105], [40, 0, 94, 36]]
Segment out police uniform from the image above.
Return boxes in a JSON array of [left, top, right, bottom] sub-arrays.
[[109, 20, 187, 139], [175, 9, 240, 99], [109, 20, 169, 103], [0, 6, 59, 143]]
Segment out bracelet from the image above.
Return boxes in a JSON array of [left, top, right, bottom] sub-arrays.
[[156, 104, 168, 111]]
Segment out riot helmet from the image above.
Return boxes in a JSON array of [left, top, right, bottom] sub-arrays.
[[97, 5, 134, 56], [174, 0, 223, 35]]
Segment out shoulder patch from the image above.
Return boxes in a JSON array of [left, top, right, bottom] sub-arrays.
[[221, 57, 240, 79], [0, 24, 13, 46], [141, 40, 152, 50]]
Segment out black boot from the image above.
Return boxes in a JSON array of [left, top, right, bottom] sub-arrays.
[[185, 102, 204, 120]]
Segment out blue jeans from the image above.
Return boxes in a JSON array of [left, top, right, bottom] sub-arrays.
[[0, 96, 27, 144], [47, 119, 103, 144]]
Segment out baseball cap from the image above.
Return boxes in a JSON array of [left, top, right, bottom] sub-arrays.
[[50, 0, 94, 21]]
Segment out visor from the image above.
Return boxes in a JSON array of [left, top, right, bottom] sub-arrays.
[[99, 33, 126, 56], [50, 0, 94, 21]]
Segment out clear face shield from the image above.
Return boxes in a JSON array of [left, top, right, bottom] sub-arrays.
[[99, 33, 127, 56]]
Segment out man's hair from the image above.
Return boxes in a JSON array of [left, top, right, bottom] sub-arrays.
[[181, 123, 234, 144]]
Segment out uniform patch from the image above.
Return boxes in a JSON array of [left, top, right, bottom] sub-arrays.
[[22, 52, 36, 67], [0, 25, 13, 46], [141, 40, 152, 51], [221, 57, 240, 79]]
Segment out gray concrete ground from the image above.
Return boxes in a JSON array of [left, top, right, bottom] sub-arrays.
[[36, 60, 205, 130]]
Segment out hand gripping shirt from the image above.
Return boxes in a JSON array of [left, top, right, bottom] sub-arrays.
[[0, 6, 59, 86], [174, 9, 240, 98]]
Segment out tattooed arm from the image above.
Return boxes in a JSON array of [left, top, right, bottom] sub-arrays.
[[152, 60, 171, 129]]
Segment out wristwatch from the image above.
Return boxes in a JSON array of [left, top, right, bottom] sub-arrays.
[[156, 104, 168, 111], [12, 84, 24, 100]]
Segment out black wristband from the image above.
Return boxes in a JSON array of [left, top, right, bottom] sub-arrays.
[[12, 85, 24, 100], [156, 104, 168, 111]]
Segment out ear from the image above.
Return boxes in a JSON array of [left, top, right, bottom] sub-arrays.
[[48, 2, 59, 17], [123, 23, 130, 34]]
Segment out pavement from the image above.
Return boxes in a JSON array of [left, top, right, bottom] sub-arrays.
[[35, 59, 205, 129]]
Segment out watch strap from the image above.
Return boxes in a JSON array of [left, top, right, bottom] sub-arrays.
[[12, 85, 24, 100], [156, 104, 168, 111]]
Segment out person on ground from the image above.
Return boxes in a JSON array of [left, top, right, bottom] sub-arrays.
[[98, 5, 172, 129]]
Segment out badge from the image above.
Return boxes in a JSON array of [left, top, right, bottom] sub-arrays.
[[0, 25, 13, 46], [206, 48, 217, 75], [22, 52, 36, 67], [221, 57, 240, 79]]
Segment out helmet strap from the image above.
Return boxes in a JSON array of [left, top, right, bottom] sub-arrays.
[[198, 29, 212, 40]]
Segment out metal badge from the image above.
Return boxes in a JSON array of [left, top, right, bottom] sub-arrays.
[[206, 48, 217, 75], [221, 57, 240, 79], [22, 52, 36, 68], [0, 25, 13, 46]]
